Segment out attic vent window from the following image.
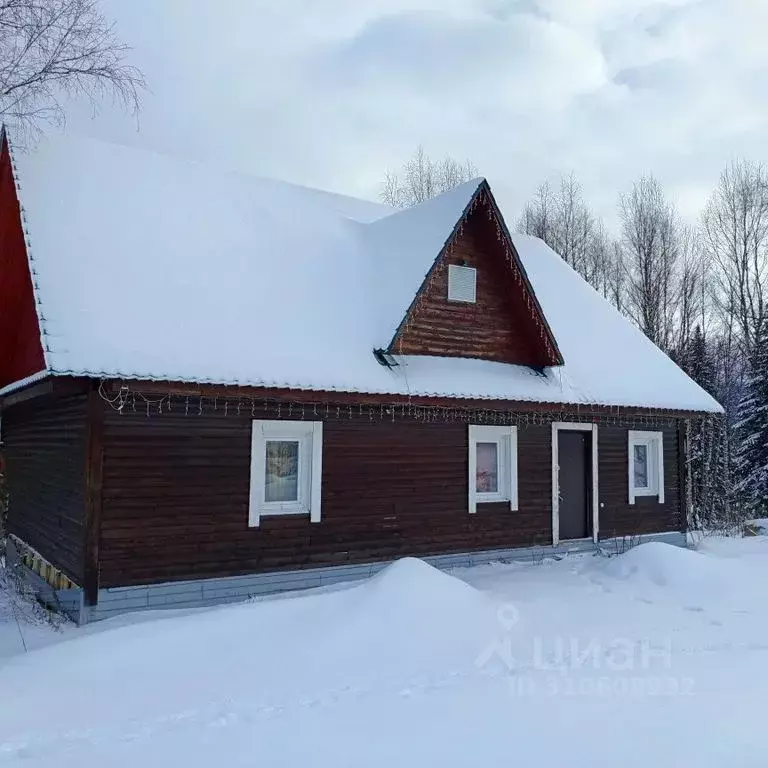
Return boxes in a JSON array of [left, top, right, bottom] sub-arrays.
[[447, 265, 477, 303]]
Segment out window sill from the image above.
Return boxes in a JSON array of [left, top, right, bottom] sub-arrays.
[[248, 509, 312, 527], [475, 499, 515, 512], [476, 495, 512, 509], [260, 507, 310, 515], [632, 488, 659, 497]]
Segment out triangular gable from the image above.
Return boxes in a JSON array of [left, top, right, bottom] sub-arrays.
[[0, 131, 46, 388], [387, 181, 563, 369]]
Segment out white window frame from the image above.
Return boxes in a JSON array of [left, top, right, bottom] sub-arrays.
[[468, 425, 518, 513], [447, 264, 477, 303], [249, 420, 323, 527], [628, 430, 664, 505]]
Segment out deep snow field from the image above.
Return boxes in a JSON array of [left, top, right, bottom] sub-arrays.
[[2, 536, 768, 767]]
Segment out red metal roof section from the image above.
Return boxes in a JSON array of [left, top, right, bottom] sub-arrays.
[[0, 135, 45, 388]]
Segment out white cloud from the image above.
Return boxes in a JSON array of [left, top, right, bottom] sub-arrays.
[[60, 0, 768, 228]]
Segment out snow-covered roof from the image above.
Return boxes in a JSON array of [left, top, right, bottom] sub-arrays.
[[8, 133, 721, 413]]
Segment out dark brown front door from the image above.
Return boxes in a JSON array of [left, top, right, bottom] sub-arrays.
[[558, 430, 592, 540]]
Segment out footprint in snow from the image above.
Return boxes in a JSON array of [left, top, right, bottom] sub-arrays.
[[299, 697, 324, 708]]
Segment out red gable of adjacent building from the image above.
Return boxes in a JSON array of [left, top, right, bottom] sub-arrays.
[[0, 134, 45, 388], [388, 182, 562, 369]]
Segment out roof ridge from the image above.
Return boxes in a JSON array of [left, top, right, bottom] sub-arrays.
[[369, 176, 486, 226], [10, 129, 391, 222]]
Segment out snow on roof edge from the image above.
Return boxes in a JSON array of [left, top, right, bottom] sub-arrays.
[[0, 369, 50, 397], [46, 366, 723, 414]]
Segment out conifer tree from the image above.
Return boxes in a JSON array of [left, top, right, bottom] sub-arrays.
[[734, 317, 768, 516], [677, 325, 723, 527], [687, 325, 716, 397]]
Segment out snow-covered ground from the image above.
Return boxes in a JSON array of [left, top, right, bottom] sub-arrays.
[[2, 537, 768, 767]]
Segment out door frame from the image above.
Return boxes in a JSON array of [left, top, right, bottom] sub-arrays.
[[551, 422, 599, 546]]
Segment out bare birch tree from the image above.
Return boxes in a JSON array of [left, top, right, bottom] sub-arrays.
[[582, 218, 608, 290], [606, 240, 627, 312], [517, 173, 626, 308], [380, 144, 478, 207], [673, 226, 705, 355], [702, 159, 768, 356], [517, 180, 557, 247], [553, 173, 594, 275], [518, 175, 596, 270], [619, 175, 680, 351], [0, 0, 144, 136], [583, 221, 625, 310]]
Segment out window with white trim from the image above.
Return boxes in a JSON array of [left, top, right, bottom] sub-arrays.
[[628, 430, 664, 504], [468, 425, 518, 513], [249, 420, 323, 526]]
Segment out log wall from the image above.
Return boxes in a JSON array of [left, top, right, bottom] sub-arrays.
[[4, 395, 88, 583], [97, 405, 682, 588]]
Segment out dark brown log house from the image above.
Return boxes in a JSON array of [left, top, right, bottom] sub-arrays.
[[0, 132, 722, 623]]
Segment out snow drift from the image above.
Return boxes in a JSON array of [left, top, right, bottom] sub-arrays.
[[357, 556, 492, 624], [600, 543, 727, 589], [336, 557, 498, 661], [4, 544, 768, 767], [593, 541, 758, 604], [0, 558, 500, 736]]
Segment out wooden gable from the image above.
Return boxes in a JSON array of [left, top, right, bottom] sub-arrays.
[[0, 134, 45, 388], [388, 183, 562, 368]]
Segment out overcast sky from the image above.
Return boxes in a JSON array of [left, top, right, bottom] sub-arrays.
[[65, 0, 768, 229]]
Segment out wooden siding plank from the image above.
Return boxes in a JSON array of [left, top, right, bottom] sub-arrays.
[[83, 388, 105, 605], [4, 394, 89, 583]]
